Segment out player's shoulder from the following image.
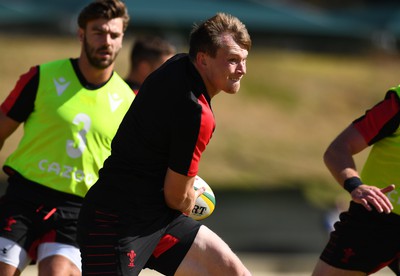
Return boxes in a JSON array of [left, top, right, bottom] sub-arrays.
[[155, 53, 189, 78], [40, 58, 71, 68], [385, 88, 400, 102], [140, 54, 190, 93]]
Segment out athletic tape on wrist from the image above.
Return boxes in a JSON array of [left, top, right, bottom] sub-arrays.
[[343, 177, 363, 193]]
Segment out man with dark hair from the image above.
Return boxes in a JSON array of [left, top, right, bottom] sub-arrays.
[[125, 35, 176, 94], [0, 0, 133, 275]]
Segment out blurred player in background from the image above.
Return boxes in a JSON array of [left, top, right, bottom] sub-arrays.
[[77, 12, 252, 275], [125, 35, 176, 94], [0, 0, 133, 275], [312, 86, 400, 275]]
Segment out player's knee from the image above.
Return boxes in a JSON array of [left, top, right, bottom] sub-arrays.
[[181, 226, 250, 275], [224, 264, 251, 276], [223, 255, 251, 276], [0, 261, 21, 276], [240, 267, 252, 276], [38, 255, 81, 276]]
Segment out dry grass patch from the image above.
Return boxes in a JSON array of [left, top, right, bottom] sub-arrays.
[[2, 35, 400, 208]]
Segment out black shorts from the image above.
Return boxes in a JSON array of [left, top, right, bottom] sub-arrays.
[[320, 201, 400, 274], [77, 201, 201, 276], [0, 173, 83, 261]]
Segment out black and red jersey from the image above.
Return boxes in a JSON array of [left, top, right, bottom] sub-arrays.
[[1, 66, 38, 122], [353, 90, 400, 145], [124, 80, 140, 95], [86, 54, 215, 214]]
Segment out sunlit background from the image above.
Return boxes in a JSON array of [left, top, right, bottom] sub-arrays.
[[1, 1, 400, 275]]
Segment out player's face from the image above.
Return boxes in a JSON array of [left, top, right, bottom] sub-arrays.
[[203, 34, 248, 97], [82, 18, 124, 69]]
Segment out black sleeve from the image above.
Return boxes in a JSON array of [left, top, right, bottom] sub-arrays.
[[0, 65, 39, 122]]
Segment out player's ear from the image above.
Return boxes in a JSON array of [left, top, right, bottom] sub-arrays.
[[138, 61, 152, 80], [196, 52, 208, 68], [78, 28, 84, 42]]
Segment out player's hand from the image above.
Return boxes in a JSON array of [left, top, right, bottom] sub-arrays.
[[194, 186, 206, 198], [183, 186, 205, 216], [351, 184, 395, 213]]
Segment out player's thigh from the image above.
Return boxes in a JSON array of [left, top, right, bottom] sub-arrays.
[[0, 237, 31, 273], [175, 225, 249, 276], [38, 255, 81, 276], [312, 259, 366, 276], [37, 242, 81, 276], [0, 262, 21, 276]]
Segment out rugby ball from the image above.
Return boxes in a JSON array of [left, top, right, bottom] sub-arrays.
[[190, 175, 216, 221]]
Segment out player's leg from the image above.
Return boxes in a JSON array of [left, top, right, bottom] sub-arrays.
[[0, 237, 31, 276], [0, 184, 34, 276], [313, 201, 400, 275], [34, 190, 83, 276], [37, 242, 81, 276], [38, 256, 80, 276], [175, 225, 250, 276], [144, 214, 249, 276], [312, 259, 366, 276], [78, 202, 163, 275], [0, 262, 21, 276]]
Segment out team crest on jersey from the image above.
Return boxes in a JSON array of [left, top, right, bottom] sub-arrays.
[[108, 92, 123, 112], [53, 77, 71, 96]]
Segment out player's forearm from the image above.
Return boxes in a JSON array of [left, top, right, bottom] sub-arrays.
[[323, 145, 360, 186], [163, 168, 197, 213], [164, 188, 196, 214]]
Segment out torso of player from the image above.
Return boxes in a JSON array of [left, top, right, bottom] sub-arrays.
[[359, 87, 400, 215], [362, 126, 400, 215], [4, 59, 134, 198], [93, 54, 215, 210]]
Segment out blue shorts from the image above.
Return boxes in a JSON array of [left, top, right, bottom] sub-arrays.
[[320, 201, 400, 274]]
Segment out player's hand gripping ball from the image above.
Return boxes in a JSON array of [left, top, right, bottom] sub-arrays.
[[189, 175, 216, 221]]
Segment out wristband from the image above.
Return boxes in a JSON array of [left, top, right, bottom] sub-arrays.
[[343, 177, 363, 193]]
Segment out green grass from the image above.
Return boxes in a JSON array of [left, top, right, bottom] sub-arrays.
[[1, 34, 400, 209]]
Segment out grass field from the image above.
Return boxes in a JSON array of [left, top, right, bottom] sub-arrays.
[[1, 33, 400, 210]]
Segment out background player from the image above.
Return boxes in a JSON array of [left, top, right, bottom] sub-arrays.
[[124, 35, 176, 94], [0, 0, 133, 275], [312, 86, 400, 275]]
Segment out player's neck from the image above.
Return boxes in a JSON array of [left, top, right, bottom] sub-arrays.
[[78, 57, 115, 86]]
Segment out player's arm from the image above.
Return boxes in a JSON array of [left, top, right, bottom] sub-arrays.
[[324, 124, 394, 213], [0, 66, 39, 151], [164, 168, 204, 214], [323, 123, 367, 185], [325, 91, 400, 213], [0, 111, 20, 151]]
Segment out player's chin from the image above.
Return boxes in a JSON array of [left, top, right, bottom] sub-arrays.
[[94, 59, 114, 69], [224, 85, 240, 94]]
